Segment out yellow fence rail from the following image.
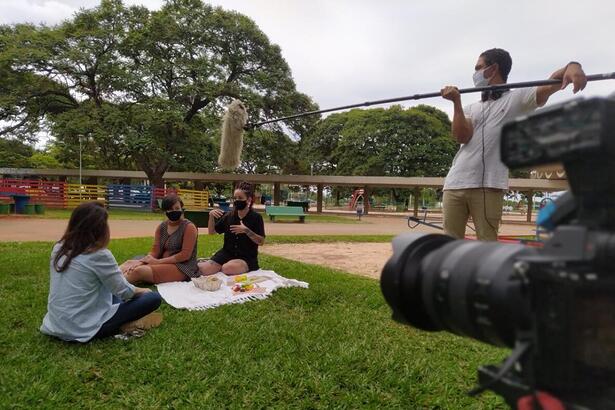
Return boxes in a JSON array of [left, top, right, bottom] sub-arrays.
[[65, 184, 108, 208], [177, 188, 209, 210]]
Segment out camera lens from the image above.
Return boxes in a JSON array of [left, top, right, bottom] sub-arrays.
[[381, 233, 538, 348], [381, 233, 455, 331]]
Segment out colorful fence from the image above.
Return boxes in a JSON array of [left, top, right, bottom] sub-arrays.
[[107, 184, 152, 211], [152, 187, 209, 210], [0, 179, 209, 211], [65, 184, 108, 208], [153, 187, 177, 210], [177, 188, 209, 210], [0, 179, 66, 208]]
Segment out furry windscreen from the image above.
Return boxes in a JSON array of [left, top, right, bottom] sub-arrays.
[[218, 100, 248, 169]]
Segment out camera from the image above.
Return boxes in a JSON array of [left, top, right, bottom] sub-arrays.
[[381, 97, 615, 409]]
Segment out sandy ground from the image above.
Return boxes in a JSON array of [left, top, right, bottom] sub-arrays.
[[261, 242, 391, 280]]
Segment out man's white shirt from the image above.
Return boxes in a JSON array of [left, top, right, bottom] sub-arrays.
[[443, 87, 538, 191]]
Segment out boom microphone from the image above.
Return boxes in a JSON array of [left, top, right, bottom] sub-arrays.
[[218, 72, 615, 169], [218, 99, 248, 170]]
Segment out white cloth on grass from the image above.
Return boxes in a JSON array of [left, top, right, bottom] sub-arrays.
[[156, 270, 308, 311]]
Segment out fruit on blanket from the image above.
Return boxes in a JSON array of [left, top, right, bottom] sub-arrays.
[[234, 274, 248, 283], [231, 283, 254, 292]]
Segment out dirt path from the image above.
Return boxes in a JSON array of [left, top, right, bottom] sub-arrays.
[[261, 242, 391, 280]]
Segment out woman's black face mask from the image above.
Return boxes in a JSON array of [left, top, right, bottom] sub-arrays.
[[166, 210, 183, 221], [233, 200, 247, 211]]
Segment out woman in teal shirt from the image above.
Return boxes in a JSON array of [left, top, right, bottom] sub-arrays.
[[40, 202, 161, 342]]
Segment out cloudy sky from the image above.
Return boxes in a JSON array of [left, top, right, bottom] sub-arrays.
[[3, 0, 615, 119]]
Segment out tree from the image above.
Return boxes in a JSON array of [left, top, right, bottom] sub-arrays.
[[0, 138, 34, 168], [301, 104, 457, 205], [0, 137, 63, 169], [0, 0, 317, 185], [302, 104, 456, 177], [241, 129, 307, 174], [29, 152, 63, 169], [300, 112, 348, 175]]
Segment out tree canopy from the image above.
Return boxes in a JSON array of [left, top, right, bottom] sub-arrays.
[[301, 104, 457, 178], [0, 0, 317, 185], [0, 0, 459, 187]]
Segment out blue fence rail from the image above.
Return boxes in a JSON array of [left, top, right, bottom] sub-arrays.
[[106, 184, 153, 211]]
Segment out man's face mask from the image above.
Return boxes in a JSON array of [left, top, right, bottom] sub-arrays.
[[233, 200, 248, 211], [166, 210, 183, 221], [473, 65, 493, 87]]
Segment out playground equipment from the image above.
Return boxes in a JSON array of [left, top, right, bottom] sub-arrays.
[[348, 189, 364, 210]]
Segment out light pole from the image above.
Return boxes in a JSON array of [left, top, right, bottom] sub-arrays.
[[79, 135, 83, 186]]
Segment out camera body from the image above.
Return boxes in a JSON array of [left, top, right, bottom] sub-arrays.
[[381, 97, 615, 408]]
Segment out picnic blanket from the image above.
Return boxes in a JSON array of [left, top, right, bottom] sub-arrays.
[[156, 270, 309, 311]]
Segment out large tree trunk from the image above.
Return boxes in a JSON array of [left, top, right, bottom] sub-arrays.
[[391, 188, 402, 204], [145, 170, 164, 188], [147, 171, 165, 188], [138, 157, 168, 188]]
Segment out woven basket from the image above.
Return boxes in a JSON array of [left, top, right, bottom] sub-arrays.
[[192, 276, 222, 291]]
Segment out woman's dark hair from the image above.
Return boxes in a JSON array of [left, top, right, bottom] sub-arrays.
[[235, 181, 255, 212], [53, 202, 110, 272], [480, 48, 512, 81], [161, 194, 184, 211]]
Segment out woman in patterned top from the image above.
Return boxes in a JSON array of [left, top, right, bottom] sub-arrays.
[[198, 181, 265, 276], [125, 194, 199, 284]]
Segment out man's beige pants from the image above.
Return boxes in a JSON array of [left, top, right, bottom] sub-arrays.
[[443, 188, 504, 241]]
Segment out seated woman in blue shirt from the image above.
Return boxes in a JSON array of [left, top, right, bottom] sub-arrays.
[[198, 182, 265, 275], [40, 202, 162, 342]]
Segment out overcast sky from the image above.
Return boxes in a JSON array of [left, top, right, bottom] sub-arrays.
[[3, 0, 615, 119]]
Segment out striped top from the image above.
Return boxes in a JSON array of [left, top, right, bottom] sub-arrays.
[[153, 219, 199, 278]]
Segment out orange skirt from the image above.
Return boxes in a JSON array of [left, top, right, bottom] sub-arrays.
[[150, 264, 189, 284]]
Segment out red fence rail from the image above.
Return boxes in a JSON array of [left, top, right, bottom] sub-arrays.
[[0, 179, 66, 208]]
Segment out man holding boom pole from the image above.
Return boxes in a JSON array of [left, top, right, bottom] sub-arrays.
[[440, 48, 587, 241]]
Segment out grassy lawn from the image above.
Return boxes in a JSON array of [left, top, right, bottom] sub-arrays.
[[35, 209, 359, 224], [0, 236, 506, 408], [38, 208, 166, 221]]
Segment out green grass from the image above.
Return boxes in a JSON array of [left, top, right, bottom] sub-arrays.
[[0, 236, 507, 408], [34, 209, 359, 224], [39, 208, 166, 220]]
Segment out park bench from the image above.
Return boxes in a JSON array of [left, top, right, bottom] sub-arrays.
[[266, 205, 306, 223]]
